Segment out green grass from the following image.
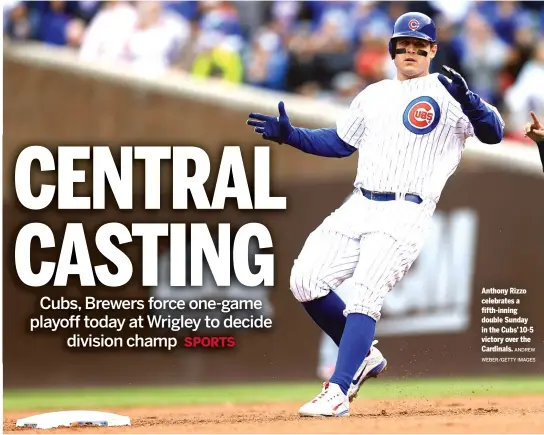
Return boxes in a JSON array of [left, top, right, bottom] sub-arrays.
[[4, 375, 544, 412]]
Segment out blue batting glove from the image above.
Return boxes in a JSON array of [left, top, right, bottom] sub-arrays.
[[247, 101, 294, 144], [438, 65, 473, 107]]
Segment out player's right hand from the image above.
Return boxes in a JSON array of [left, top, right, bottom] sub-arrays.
[[247, 101, 294, 144]]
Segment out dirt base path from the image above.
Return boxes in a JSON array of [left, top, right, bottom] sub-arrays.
[[5, 395, 544, 434]]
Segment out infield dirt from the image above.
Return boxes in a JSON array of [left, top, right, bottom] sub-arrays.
[[4, 395, 544, 433]]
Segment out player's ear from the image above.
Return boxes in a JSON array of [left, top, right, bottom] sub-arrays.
[[430, 43, 438, 59]]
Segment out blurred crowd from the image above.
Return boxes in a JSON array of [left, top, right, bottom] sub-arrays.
[[4, 0, 544, 141]]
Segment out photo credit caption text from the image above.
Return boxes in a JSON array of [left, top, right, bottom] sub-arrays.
[[480, 287, 536, 364]]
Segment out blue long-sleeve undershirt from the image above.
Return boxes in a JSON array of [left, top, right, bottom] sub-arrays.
[[462, 93, 504, 144], [285, 127, 357, 158]]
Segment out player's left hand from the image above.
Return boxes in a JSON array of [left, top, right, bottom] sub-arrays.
[[438, 65, 472, 107]]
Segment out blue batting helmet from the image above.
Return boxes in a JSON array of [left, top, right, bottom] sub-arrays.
[[388, 12, 437, 59]]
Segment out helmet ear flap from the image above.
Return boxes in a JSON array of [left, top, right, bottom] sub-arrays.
[[388, 39, 395, 59]]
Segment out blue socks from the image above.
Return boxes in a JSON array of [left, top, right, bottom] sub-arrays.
[[302, 292, 346, 345], [302, 294, 377, 396], [329, 313, 376, 395]]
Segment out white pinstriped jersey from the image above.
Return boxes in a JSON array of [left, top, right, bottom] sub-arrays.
[[336, 73, 504, 203]]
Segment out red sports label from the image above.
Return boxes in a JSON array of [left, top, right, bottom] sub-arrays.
[[408, 102, 434, 128], [184, 336, 236, 348]]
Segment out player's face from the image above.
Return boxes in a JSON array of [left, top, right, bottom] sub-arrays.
[[394, 38, 437, 79]]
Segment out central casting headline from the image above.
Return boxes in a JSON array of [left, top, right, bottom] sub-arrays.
[[14, 145, 286, 289]]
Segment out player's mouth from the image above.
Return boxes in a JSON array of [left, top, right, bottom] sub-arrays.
[[404, 57, 416, 62]]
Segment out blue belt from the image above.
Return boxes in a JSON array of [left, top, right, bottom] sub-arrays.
[[359, 187, 423, 204]]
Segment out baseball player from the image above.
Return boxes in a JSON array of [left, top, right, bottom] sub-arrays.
[[247, 12, 504, 417], [524, 111, 544, 172]]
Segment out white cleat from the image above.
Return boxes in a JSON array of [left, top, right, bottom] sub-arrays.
[[298, 382, 350, 417], [347, 340, 388, 402]]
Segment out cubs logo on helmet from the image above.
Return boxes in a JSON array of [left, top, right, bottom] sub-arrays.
[[403, 96, 441, 135], [408, 19, 419, 31]]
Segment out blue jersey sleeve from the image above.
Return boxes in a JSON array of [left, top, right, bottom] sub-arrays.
[[285, 127, 357, 158], [462, 94, 504, 144]]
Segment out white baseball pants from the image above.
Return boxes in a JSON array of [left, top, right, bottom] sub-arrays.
[[289, 189, 436, 321]]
